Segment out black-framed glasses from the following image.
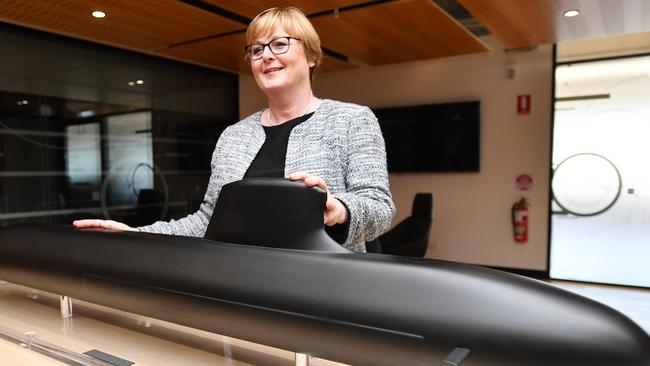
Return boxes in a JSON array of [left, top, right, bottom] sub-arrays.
[[244, 36, 301, 60]]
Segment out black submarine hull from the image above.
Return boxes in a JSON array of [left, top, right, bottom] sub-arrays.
[[0, 224, 648, 366]]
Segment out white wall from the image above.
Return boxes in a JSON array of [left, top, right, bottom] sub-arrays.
[[239, 39, 553, 270]]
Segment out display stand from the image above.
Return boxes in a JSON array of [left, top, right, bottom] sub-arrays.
[[0, 282, 346, 366], [0, 323, 113, 366]]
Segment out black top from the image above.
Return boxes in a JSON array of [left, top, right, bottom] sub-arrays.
[[243, 112, 349, 244], [244, 113, 312, 179]]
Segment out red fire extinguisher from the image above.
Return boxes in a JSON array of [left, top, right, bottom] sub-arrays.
[[512, 198, 529, 243]]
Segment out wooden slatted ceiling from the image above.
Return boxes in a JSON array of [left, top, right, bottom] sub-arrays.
[[311, 0, 489, 66], [157, 32, 250, 74], [202, 0, 373, 19], [457, 0, 565, 49], [0, 0, 244, 51], [158, 32, 358, 73], [458, 0, 650, 49], [318, 54, 360, 73], [0, 0, 492, 73]]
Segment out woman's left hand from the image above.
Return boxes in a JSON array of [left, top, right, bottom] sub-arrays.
[[289, 172, 348, 226]]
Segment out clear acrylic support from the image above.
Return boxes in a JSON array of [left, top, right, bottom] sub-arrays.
[[0, 324, 114, 366], [60, 295, 73, 318], [295, 352, 312, 366]]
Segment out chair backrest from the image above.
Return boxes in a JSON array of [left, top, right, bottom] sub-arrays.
[[374, 192, 433, 257], [134, 189, 166, 226], [204, 178, 351, 253], [412, 193, 433, 218]]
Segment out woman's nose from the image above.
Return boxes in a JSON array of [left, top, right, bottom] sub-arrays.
[[262, 46, 275, 60]]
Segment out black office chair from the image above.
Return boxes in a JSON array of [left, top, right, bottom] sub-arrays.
[[132, 189, 166, 226], [366, 193, 432, 257]]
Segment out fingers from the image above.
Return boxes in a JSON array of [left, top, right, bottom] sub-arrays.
[[325, 197, 335, 210], [323, 197, 348, 226], [72, 219, 136, 232], [324, 208, 337, 226], [73, 219, 105, 228], [288, 171, 310, 181], [289, 172, 329, 192], [289, 172, 346, 226]]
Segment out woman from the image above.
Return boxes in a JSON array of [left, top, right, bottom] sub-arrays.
[[74, 7, 394, 252]]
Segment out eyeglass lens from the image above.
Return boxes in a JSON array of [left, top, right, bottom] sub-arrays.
[[247, 37, 292, 59]]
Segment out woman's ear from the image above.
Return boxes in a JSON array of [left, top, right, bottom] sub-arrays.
[[307, 53, 316, 68]]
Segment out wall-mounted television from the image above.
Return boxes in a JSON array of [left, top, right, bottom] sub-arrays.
[[373, 101, 480, 172]]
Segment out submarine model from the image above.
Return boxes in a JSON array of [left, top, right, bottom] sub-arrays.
[[0, 178, 648, 366]]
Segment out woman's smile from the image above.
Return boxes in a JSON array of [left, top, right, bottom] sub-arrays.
[[263, 66, 284, 74]]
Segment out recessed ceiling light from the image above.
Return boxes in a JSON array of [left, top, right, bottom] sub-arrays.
[[128, 81, 135, 86], [91, 11, 106, 18], [563, 9, 580, 17], [17, 100, 28, 106], [136, 79, 144, 85]]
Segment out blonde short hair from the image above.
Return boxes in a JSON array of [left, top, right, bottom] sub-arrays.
[[246, 7, 323, 80]]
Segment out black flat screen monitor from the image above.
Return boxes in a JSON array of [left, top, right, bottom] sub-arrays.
[[373, 101, 480, 172]]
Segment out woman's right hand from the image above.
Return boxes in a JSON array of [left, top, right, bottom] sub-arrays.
[[72, 219, 138, 232]]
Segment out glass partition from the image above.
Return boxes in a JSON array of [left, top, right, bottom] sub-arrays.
[[550, 55, 650, 287], [0, 23, 238, 227]]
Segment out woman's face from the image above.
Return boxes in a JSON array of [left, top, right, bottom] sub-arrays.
[[249, 27, 314, 96]]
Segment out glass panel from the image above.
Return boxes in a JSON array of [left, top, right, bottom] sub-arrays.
[[104, 111, 154, 222], [0, 23, 238, 228], [551, 55, 650, 287], [65, 122, 101, 187]]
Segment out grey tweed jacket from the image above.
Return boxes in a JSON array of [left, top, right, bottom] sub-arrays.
[[139, 99, 395, 252]]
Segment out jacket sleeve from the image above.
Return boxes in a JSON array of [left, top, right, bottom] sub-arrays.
[[332, 106, 395, 250], [137, 130, 228, 237]]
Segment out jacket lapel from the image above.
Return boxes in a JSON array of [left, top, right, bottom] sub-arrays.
[[234, 119, 266, 180]]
